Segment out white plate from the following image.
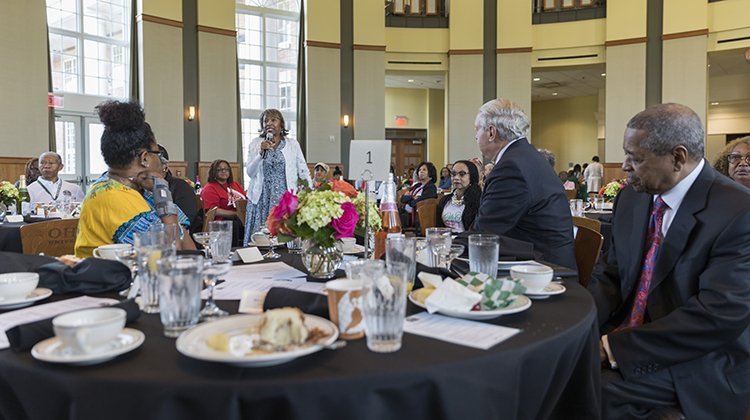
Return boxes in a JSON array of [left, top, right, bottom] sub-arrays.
[[525, 283, 566, 300], [408, 292, 531, 320], [31, 328, 145, 365], [0, 288, 53, 310], [176, 313, 339, 367], [343, 244, 365, 255], [455, 257, 537, 268]]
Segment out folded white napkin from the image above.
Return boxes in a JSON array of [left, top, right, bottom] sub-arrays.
[[425, 278, 481, 313], [417, 272, 444, 289], [236, 247, 264, 263]]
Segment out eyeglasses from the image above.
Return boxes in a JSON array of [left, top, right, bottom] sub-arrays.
[[39, 160, 60, 167], [727, 154, 750, 165], [450, 170, 469, 177]]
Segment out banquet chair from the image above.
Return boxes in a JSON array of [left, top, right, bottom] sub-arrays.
[[20, 218, 79, 257], [574, 225, 604, 288], [202, 207, 218, 232], [416, 198, 437, 236], [565, 189, 577, 200], [572, 215, 601, 233], [235, 199, 248, 225]]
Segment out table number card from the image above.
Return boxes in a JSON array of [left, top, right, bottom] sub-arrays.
[[403, 312, 521, 350]]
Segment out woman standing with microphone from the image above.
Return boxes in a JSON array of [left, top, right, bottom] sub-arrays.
[[244, 109, 311, 244]]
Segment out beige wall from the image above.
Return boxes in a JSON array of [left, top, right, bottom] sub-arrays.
[[427, 89, 445, 166], [662, 35, 708, 127], [307, 0, 339, 44], [606, 0, 647, 40], [447, 55, 484, 163], [139, 0, 181, 22], [0, 0, 49, 157], [139, 21, 185, 159], [198, 0, 235, 30], [605, 43, 647, 163], [706, 134, 727, 166], [384, 88, 428, 129], [497, 53, 532, 122], [532, 96, 599, 174], [354, 51, 386, 140], [306, 47, 341, 164]]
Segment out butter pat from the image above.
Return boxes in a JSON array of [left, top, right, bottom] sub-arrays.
[[425, 278, 481, 314]]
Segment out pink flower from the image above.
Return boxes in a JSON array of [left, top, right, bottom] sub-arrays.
[[331, 202, 358, 239], [276, 190, 299, 218], [266, 206, 285, 236]]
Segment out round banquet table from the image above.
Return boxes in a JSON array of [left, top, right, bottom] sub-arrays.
[[0, 255, 601, 420]]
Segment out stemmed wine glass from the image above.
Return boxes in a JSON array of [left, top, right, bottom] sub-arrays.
[[261, 227, 281, 259], [114, 246, 138, 297], [199, 259, 231, 321], [192, 231, 220, 260]]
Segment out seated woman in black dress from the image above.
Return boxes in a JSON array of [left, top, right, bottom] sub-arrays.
[[436, 160, 480, 233], [400, 161, 437, 227]]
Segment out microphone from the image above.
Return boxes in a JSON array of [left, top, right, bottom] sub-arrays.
[[261, 131, 273, 159]]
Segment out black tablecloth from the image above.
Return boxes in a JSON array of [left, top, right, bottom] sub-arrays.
[[0, 255, 601, 420]]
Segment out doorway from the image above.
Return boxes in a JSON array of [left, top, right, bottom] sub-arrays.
[[54, 113, 107, 191], [386, 128, 427, 180]]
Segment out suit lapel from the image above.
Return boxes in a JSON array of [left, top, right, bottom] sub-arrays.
[[649, 165, 713, 292], [622, 193, 652, 296]]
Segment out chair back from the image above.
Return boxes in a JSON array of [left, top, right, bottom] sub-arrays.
[[416, 198, 438, 236], [396, 189, 408, 209], [202, 207, 218, 232], [574, 225, 604, 288], [20, 218, 79, 256], [572, 215, 601, 233], [195, 195, 204, 211], [565, 189, 577, 200], [235, 199, 248, 225]]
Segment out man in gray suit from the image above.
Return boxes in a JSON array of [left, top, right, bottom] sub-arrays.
[[589, 103, 750, 418], [469, 98, 576, 269]]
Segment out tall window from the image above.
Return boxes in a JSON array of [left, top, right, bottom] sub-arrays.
[[236, 0, 300, 173], [47, 0, 130, 97]]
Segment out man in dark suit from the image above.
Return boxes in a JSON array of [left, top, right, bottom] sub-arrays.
[[469, 98, 576, 269], [589, 103, 750, 418]]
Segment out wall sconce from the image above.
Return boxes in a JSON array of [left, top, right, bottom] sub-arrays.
[[343, 114, 350, 128], [187, 106, 197, 121]]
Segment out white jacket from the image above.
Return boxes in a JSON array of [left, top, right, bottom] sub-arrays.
[[245, 136, 311, 204]]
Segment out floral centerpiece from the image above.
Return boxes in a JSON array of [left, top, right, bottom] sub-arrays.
[[599, 179, 627, 202], [267, 184, 359, 278], [0, 181, 19, 208]]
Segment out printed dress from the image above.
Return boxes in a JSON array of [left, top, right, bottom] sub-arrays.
[[244, 139, 288, 243]]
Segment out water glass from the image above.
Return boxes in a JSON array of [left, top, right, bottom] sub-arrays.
[[386, 237, 417, 292], [569, 199, 584, 217], [156, 256, 204, 337], [425, 227, 452, 268], [363, 260, 408, 353], [208, 221, 232, 262], [199, 259, 231, 321], [134, 229, 169, 314], [469, 234, 499, 278], [286, 237, 303, 254]]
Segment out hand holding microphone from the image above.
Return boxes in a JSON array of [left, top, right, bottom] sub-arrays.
[[261, 131, 274, 159]]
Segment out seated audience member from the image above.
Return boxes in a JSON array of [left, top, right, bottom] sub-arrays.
[[200, 159, 247, 221], [467, 98, 576, 268], [436, 160, 480, 233], [537, 148, 556, 168], [74, 100, 193, 258], [157, 144, 201, 230], [16, 158, 40, 187], [438, 167, 452, 190], [28, 152, 84, 205], [400, 161, 437, 227], [712, 136, 750, 189], [332, 166, 343, 181], [588, 103, 750, 419], [312, 162, 329, 189], [559, 171, 576, 190]]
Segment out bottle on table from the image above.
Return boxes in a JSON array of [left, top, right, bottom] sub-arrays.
[[195, 175, 202, 194], [17, 175, 31, 216], [374, 173, 401, 259]]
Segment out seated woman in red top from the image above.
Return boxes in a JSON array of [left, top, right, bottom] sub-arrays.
[[200, 159, 247, 221]]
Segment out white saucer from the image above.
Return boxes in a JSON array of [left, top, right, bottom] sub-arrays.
[[525, 283, 566, 300], [0, 288, 53, 310], [343, 244, 365, 255], [31, 328, 145, 365]]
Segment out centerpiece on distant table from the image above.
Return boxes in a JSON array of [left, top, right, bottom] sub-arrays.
[[267, 182, 380, 279], [0, 181, 19, 218], [599, 179, 627, 202]]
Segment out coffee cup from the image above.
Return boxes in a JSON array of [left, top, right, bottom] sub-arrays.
[[341, 237, 356, 252], [53, 308, 127, 354], [325, 279, 365, 340], [93, 243, 132, 260], [510, 264, 553, 293], [251, 232, 270, 246], [0, 272, 39, 300]]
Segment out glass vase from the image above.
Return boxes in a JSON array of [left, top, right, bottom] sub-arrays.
[[301, 239, 344, 279]]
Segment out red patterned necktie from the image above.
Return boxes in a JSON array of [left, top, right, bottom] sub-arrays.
[[621, 196, 669, 328]]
